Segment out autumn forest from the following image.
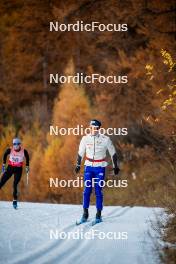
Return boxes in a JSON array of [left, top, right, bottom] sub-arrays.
[[0, 1, 175, 262]]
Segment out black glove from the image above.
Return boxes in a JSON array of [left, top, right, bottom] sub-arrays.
[[75, 165, 81, 174], [75, 154, 82, 174], [113, 167, 120, 176]]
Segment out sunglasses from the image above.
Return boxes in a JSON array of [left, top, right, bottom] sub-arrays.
[[13, 143, 21, 146]]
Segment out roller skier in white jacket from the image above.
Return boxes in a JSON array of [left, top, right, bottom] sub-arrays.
[[75, 119, 120, 225]]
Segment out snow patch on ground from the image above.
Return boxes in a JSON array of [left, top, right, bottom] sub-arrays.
[[0, 202, 164, 264]]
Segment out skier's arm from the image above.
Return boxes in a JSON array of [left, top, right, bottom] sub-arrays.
[[76, 154, 82, 167], [1, 148, 10, 173], [2, 148, 11, 164], [75, 137, 86, 173], [107, 138, 120, 175], [24, 149, 29, 166], [77, 136, 86, 165]]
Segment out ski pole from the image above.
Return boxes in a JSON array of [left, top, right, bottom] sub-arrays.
[[26, 171, 29, 186], [25, 166, 30, 186]]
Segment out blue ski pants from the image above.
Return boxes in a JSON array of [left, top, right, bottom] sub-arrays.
[[83, 166, 105, 210]]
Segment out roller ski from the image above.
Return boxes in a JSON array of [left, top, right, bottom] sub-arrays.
[[91, 217, 102, 226], [76, 217, 88, 225]]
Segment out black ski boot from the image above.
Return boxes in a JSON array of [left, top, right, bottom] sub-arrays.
[[13, 200, 17, 209], [76, 208, 89, 225], [83, 208, 89, 220], [92, 210, 102, 226], [96, 210, 102, 219]]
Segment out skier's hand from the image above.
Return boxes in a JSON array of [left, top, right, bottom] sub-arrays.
[[2, 164, 6, 174], [75, 165, 81, 174], [113, 167, 120, 176], [26, 166, 30, 174]]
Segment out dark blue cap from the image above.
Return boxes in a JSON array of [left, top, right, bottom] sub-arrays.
[[90, 119, 101, 127]]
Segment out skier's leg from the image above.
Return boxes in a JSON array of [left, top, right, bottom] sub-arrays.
[[13, 167, 22, 200], [94, 167, 105, 216], [0, 166, 13, 189], [76, 167, 93, 224], [83, 166, 93, 217]]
